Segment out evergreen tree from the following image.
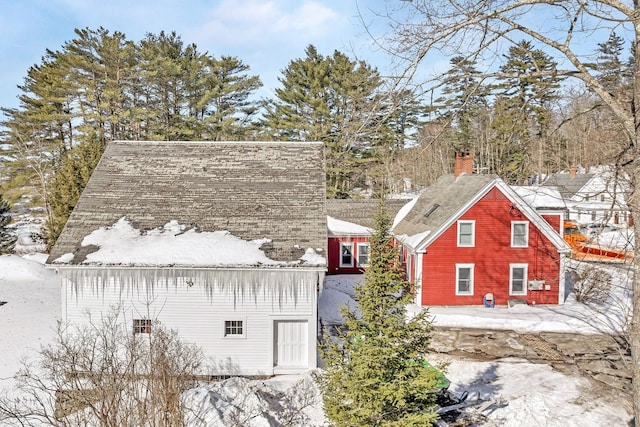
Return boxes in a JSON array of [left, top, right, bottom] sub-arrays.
[[47, 137, 105, 245], [0, 194, 16, 254], [261, 45, 417, 198], [437, 55, 489, 150], [2, 27, 262, 247], [319, 203, 439, 426], [595, 31, 626, 94], [491, 40, 562, 183]]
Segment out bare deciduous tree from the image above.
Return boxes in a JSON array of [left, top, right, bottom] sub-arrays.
[[0, 308, 203, 426]]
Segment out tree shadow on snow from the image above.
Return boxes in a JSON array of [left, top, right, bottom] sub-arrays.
[[452, 363, 503, 403]]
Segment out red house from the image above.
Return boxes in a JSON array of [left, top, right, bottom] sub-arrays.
[[326, 199, 407, 275], [393, 154, 571, 306]]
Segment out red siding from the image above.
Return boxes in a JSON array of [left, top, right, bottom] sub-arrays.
[[327, 236, 369, 274], [421, 187, 562, 306], [541, 213, 563, 235]]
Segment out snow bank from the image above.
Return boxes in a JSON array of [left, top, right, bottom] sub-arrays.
[[0, 255, 59, 386]]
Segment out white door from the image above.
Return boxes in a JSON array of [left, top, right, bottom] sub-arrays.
[[274, 320, 308, 368]]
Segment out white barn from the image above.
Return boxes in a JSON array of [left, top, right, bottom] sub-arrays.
[[47, 141, 327, 376]]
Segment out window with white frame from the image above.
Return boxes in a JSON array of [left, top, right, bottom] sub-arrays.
[[224, 320, 245, 338], [340, 242, 354, 267], [357, 243, 370, 266], [511, 221, 529, 248], [457, 220, 475, 247], [133, 319, 152, 334], [510, 264, 528, 295], [456, 264, 474, 295]]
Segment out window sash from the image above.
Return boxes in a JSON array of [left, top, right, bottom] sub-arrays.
[[510, 265, 528, 295], [511, 222, 528, 247], [224, 320, 244, 337], [133, 319, 152, 334], [340, 243, 354, 267], [357, 243, 370, 266], [457, 221, 474, 247], [456, 265, 474, 295]]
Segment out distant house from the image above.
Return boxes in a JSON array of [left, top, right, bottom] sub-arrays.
[[47, 141, 327, 376], [393, 153, 571, 306], [542, 166, 632, 226], [325, 199, 407, 275], [512, 185, 567, 236]]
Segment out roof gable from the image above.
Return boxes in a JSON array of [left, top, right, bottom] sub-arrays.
[[393, 174, 496, 248], [542, 172, 594, 199], [48, 141, 327, 266], [394, 174, 569, 253]]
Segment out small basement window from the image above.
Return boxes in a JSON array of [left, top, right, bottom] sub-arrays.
[[224, 320, 244, 337], [133, 319, 152, 334]]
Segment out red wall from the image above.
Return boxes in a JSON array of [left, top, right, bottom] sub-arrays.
[[421, 187, 562, 306], [541, 213, 563, 235], [327, 236, 369, 275]]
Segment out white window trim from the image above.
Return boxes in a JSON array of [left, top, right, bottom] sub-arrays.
[[455, 264, 474, 296], [510, 264, 528, 296], [339, 242, 355, 267], [222, 318, 247, 339], [457, 220, 475, 247], [511, 221, 529, 248], [356, 242, 370, 267]]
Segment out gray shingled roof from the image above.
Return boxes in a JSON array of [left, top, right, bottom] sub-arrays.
[[48, 141, 327, 265], [542, 172, 594, 199], [326, 199, 408, 229], [393, 174, 496, 239]]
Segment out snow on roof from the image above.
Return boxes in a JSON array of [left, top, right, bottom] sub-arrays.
[[327, 216, 371, 236], [392, 196, 418, 229], [394, 229, 431, 249], [512, 185, 566, 209], [53, 217, 325, 267]]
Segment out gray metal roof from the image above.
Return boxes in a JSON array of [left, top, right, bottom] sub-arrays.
[[48, 141, 327, 265], [326, 199, 408, 229], [393, 174, 496, 239]]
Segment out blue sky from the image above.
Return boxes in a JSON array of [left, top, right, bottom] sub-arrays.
[[0, 0, 396, 111]]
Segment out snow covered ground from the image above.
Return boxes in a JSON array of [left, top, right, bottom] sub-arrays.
[[0, 253, 634, 425]]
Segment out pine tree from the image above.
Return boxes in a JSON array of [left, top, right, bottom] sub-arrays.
[[596, 31, 626, 94], [437, 55, 489, 151], [491, 40, 562, 183], [46, 137, 105, 246], [3, 27, 263, 247], [318, 202, 439, 426], [0, 194, 16, 254], [261, 45, 414, 198]]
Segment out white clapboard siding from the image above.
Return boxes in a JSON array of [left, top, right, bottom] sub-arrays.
[[59, 268, 322, 376]]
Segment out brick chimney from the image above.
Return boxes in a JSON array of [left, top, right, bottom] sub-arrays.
[[454, 151, 473, 178], [569, 165, 577, 179]]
